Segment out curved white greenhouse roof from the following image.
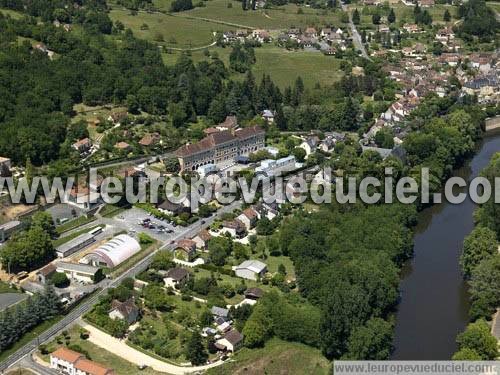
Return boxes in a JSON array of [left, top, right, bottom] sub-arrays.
[[81, 234, 140, 268]]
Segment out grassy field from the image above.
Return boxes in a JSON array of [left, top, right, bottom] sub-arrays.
[[0, 8, 24, 19], [0, 281, 20, 294], [41, 325, 164, 375], [109, 8, 232, 48], [52, 225, 104, 248], [158, 0, 345, 29], [56, 215, 96, 234], [163, 45, 343, 89], [207, 338, 331, 375]]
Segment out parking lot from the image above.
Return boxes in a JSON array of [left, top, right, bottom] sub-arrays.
[[112, 207, 183, 243]]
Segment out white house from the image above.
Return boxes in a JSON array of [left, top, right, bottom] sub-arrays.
[[163, 268, 189, 289], [299, 136, 319, 157], [215, 329, 244, 352], [236, 207, 259, 230], [233, 260, 267, 280], [109, 298, 139, 324], [50, 347, 115, 375]]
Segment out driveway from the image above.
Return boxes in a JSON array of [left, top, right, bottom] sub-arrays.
[[80, 322, 224, 374]]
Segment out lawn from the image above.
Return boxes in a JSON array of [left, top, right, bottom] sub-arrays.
[[0, 8, 24, 19], [52, 225, 104, 248], [0, 281, 20, 294], [56, 215, 96, 234], [206, 337, 331, 375], [108, 8, 232, 48], [252, 45, 343, 89], [41, 325, 164, 375], [167, 0, 344, 30]]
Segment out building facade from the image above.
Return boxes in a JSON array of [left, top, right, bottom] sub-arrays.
[[175, 125, 265, 171]]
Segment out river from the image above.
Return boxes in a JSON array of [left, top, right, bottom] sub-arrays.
[[392, 132, 500, 360]]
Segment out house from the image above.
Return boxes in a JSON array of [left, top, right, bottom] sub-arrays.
[[304, 27, 317, 37], [114, 142, 131, 152], [0, 220, 21, 243], [37, 263, 56, 284], [435, 27, 455, 43], [299, 136, 319, 156], [163, 268, 190, 289], [192, 229, 212, 250], [72, 138, 92, 154], [262, 109, 275, 123], [403, 23, 421, 34], [215, 329, 244, 352], [0, 156, 11, 177], [233, 260, 267, 280], [220, 219, 247, 238], [252, 29, 270, 43], [175, 239, 197, 261], [378, 24, 390, 33], [139, 133, 160, 147], [211, 306, 229, 318], [236, 207, 259, 230], [109, 298, 139, 324], [56, 262, 101, 284], [419, 0, 434, 7], [50, 347, 115, 375], [244, 287, 264, 300], [157, 200, 184, 215]]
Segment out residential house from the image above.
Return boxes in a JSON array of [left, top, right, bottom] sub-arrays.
[[215, 329, 244, 352], [233, 260, 267, 280], [157, 200, 184, 215], [304, 27, 317, 38], [403, 23, 421, 34], [244, 287, 264, 300], [252, 29, 270, 43], [211, 306, 229, 318], [139, 133, 160, 147], [163, 268, 190, 289], [192, 229, 212, 250], [109, 298, 139, 324], [236, 207, 258, 230], [435, 27, 454, 43], [0, 156, 11, 177], [220, 219, 247, 238], [175, 239, 197, 261], [419, 0, 434, 6], [50, 347, 115, 375], [0, 220, 22, 243], [72, 138, 92, 154], [68, 186, 101, 211], [299, 136, 320, 156], [114, 142, 131, 152], [262, 109, 275, 123]]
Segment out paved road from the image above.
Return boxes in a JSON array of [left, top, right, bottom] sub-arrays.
[[341, 2, 371, 60], [0, 200, 240, 373]]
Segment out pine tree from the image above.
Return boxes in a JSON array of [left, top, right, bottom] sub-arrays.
[[352, 8, 360, 25], [185, 331, 208, 365], [42, 284, 61, 319], [275, 106, 287, 131], [443, 9, 451, 22], [388, 8, 396, 23], [242, 0, 246, 10]]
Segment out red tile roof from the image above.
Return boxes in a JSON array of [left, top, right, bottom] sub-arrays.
[[51, 347, 84, 363]]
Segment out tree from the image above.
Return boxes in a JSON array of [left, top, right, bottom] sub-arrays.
[[185, 331, 208, 365], [352, 9, 360, 25], [372, 14, 381, 25], [151, 251, 174, 271], [256, 217, 275, 236], [208, 237, 232, 266], [443, 9, 451, 22], [452, 348, 482, 360], [170, 0, 193, 12], [374, 128, 394, 149], [460, 227, 497, 278], [456, 319, 498, 360], [469, 255, 500, 320], [388, 8, 396, 23], [292, 147, 307, 163], [342, 318, 393, 360], [51, 272, 69, 288], [164, 157, 180, 173], [31, 211, 57, 238]]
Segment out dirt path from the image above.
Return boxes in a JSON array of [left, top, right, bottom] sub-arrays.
[[80, 322, 225, 374]]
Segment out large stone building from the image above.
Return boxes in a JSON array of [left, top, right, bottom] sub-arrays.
[[174, 118, 265, 171]]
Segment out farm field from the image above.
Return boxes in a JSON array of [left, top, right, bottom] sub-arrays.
[[108, 8, 232, 48], [155, 0, 345, 29], [206, 338, 331, 375]]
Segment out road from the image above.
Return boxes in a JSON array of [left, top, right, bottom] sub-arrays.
[[341, 2, 371, 60], [0, 200, 240, 373]]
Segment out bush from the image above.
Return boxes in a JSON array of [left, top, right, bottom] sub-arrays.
[[51, 272, 70, 288]]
